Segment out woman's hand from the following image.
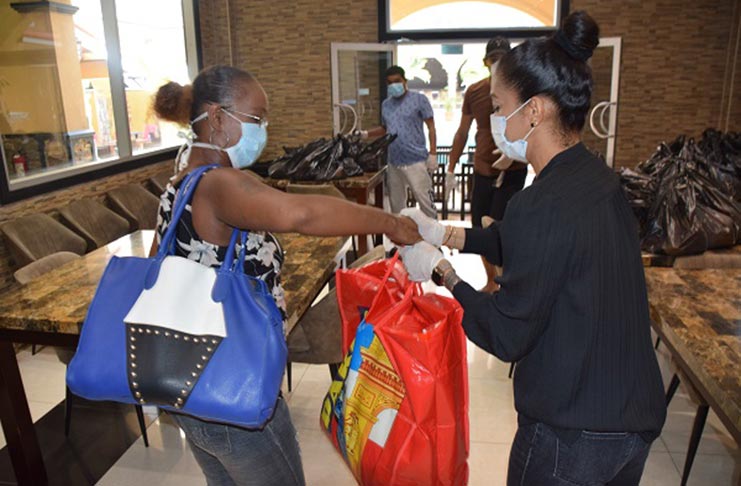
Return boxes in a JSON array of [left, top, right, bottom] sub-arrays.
[[400, 208, 445, 247], [387, 216, 423, 246], [399, 242, 444, 281]]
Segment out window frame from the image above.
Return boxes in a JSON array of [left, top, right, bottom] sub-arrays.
[[0, 0, 203, 204], [377, 0, 571, 41]]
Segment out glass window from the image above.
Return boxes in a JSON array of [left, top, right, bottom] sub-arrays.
[[0, 0, 194, 191], [115, 0, 190, 155]]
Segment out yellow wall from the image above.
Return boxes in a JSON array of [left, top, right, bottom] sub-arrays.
[[50, 9, 87, 131], [0, 1, 86, 134]]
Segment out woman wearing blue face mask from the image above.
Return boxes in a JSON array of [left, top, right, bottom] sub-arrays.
[[152, 65, 421, 486], [399, 11, 666, 485]]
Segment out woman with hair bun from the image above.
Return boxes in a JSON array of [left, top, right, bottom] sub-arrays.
[[151, 65, 420, 486], [400, 11, 666, 484]]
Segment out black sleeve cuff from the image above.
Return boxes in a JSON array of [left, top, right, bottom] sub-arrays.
[[462, 226, 502, 265]]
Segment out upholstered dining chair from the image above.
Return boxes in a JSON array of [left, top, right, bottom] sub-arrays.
[[148, 171, 174, 195], [285, 244, 386, 391], [1, 213, 87, 269], [59, 199, 130, 251], [107, 184, 160, 231]]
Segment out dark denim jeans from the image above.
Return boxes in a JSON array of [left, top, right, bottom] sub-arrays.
[[507, 422, 651, 486], [172, 397, 305, 486]]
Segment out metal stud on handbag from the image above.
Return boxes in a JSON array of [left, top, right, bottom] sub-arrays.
[[67, 165, 287, 428]]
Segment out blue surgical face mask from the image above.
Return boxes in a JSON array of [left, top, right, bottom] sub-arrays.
[[388, 82, 405, 98], [190, 109, 268, 169], [490, 98, 536, 163], [222, 110, 268, 169]]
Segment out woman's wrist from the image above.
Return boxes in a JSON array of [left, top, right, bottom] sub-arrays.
[[442, 226, 465, 250], [434, 259, 461, 291]]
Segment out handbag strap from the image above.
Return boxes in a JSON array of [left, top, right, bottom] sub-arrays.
[[158, 164, 221, 257]]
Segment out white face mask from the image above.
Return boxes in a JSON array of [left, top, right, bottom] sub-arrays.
[[188, 109, 268, 169], [490, 98, 536, 163]]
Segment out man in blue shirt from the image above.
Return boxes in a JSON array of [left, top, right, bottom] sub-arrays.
[[362, 66, 438, 219]]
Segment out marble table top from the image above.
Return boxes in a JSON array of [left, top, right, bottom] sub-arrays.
[[644, 268, 741, 443], [264, 168, 385, 190], [0, 230, 346, 338]]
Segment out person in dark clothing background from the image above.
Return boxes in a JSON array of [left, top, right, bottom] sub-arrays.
[[399, 11, 666, 486], [445, 36, 527, 293]]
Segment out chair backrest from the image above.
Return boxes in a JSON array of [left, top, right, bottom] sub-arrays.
[[349, 245, 385, 269], [107, 184, 160, 231], [1, 214, 87, 267], [286, 183, 346, 200], [59, 199, 130, 251], [13, 251, 81, 285], [148, 171, 174, 195]]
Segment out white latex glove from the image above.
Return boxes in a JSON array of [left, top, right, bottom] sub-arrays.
[[399, 242, 443, 282], [400, 207, 445, 247], [491, 148, 514, 171], [444, 171, 456, 201], [426, 154, 438, 173]]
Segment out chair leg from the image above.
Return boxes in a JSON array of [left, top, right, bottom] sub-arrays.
[[135, 405, 149, 448], [328, 363, 339, 381], [287, 361, 293, 393], [508, 362, 515, 379], [665, 373, 681, 405], [64, 386, 73, 437], [654, 336, 661, 350], [32, 344, 38, 355], [681, 404, 709, 486]]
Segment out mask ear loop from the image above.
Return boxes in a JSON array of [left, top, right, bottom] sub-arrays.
[[208, 114, 230, 148]]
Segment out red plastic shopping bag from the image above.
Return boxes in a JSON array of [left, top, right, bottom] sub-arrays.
[[321, 255, 469, 486], [335, 256, 412, 355]]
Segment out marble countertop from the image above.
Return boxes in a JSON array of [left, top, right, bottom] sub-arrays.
[[0, 230, 346, 338], [644, 268, 741, 442]]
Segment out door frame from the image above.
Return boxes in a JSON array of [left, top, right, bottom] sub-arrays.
[[592, 36, 622, 167], [330, 43, 397, 134]]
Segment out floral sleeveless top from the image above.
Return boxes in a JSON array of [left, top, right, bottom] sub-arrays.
[[155, 176, 287, 325]]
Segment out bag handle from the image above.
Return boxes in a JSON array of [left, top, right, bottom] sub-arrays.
[[158, 164, 221, 258]]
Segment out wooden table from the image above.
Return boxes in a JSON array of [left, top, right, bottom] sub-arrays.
[[644, 267, 741, 445], [0, 230, 347, 485], [265, 169, 385, 255]]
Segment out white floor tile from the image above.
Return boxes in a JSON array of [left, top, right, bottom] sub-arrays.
[[668, 451, 741, 486], [467, 441, 509, 486], [296, 427, 357, 486], [641, 451, 680, 485]]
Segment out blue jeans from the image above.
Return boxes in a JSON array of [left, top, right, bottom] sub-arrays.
[[507, 422, 651, 486], [172, 398, 305, 486]]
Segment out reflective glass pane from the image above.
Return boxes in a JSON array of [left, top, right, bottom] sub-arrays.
[[115, 0, 190, 155], [0, 0, 117, 182], [388, 0, 560, 31]]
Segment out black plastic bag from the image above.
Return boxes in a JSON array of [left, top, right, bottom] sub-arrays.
[[267, 134, 394, 181], [623, 130, 741, 256]]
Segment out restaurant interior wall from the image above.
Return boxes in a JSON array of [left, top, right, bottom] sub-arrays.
[[196, 0, 380, 162], [198, 0, 739, 170]]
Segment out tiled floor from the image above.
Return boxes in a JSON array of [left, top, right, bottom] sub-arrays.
[[3, 248, 739, 485]]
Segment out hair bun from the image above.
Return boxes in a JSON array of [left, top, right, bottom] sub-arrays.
[[556, 10, 600, 62], [153, 82, 193, 126]]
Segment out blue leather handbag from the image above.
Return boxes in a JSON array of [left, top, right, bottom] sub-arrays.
[[67, 165, 287, 428]]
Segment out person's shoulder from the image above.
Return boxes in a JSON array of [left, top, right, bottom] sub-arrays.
[[409, 90, 430, 103], [468, 77, 491, 93]]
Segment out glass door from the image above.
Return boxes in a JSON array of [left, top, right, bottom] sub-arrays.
[[330, 43, 396, 135], [583, 37, 622, 168]]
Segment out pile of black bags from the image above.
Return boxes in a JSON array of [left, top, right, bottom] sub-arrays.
[[267, 133, 397, 181], [620, 129, 741, 256]]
